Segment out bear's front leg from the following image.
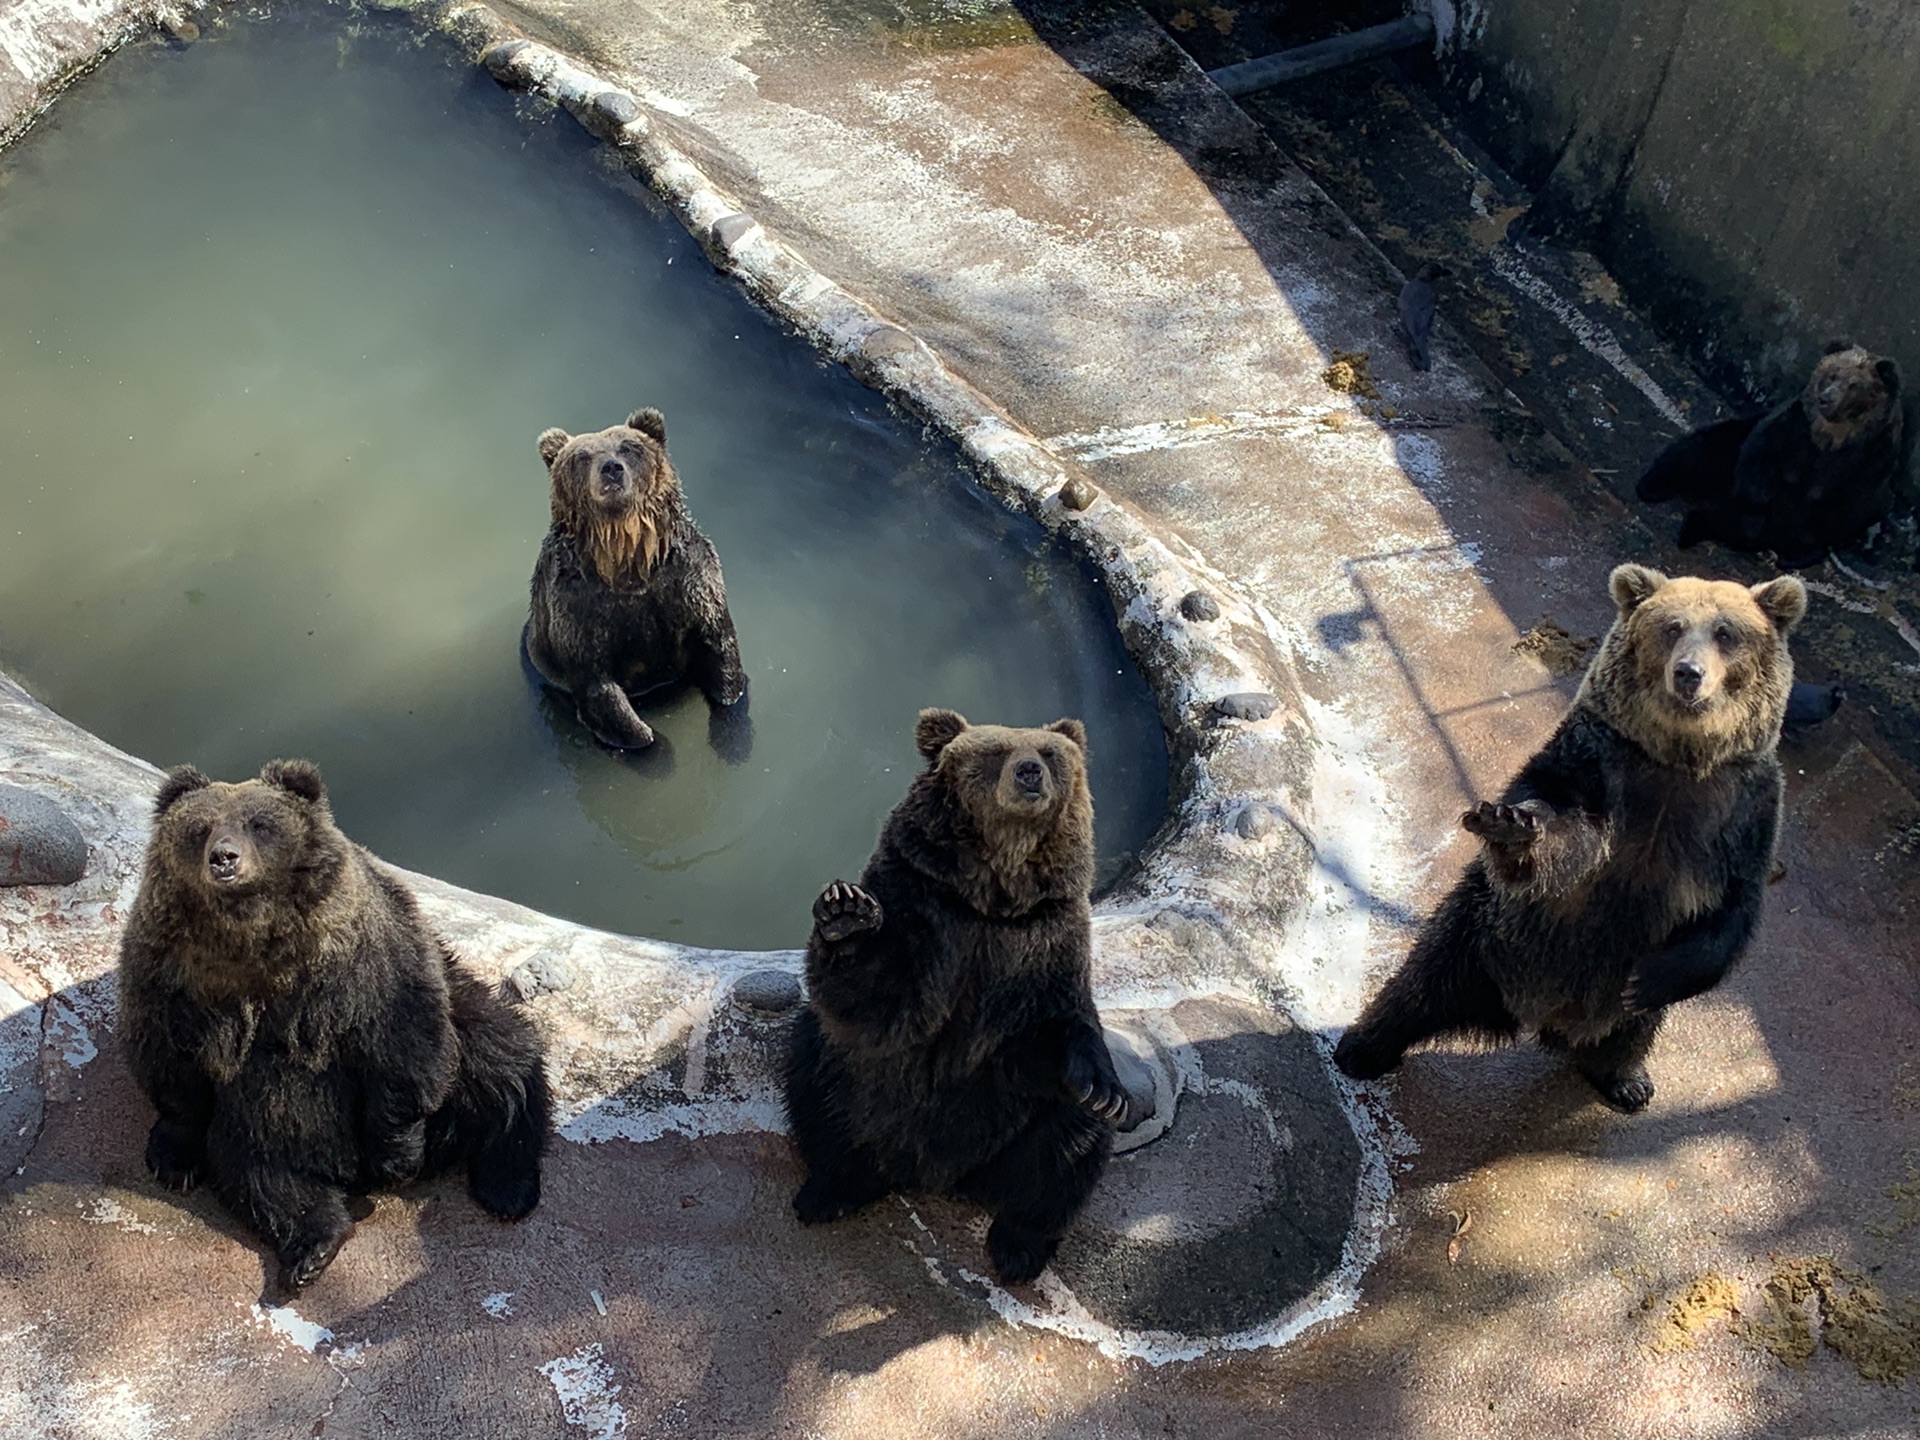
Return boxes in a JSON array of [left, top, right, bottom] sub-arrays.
[[578, 678, 656, 751]]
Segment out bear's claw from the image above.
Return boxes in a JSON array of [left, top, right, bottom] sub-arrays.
[[813, 881, 882, 944], [1462, 799, 1545, 849]]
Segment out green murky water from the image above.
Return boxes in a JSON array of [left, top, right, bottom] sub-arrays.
[[0, 6, 1167, 949]]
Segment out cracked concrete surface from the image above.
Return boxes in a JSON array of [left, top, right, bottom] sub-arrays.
[[1, 0, 1918, 1435]]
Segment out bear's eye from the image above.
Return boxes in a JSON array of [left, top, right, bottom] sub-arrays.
[[1712, 623, 1735, 646], [1662, 619, 1685, 641], [247, 816, 276, 838]]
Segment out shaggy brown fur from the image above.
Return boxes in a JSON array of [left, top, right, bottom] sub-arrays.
[[1334, 565, 1804, 1113], [909, 708, 1096, 917], [1805, 344, 1904, 451], [1580, 566, 1803, 778], [524, 407, 748, 754], [784, 708, 1129, 1285], [538, 415, 676, 585], [119, 761, 548, 1292], [1640, 341, 1904, 565]]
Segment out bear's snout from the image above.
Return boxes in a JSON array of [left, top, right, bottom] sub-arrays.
[[1670, 657, 1706, 700], [992, 750, 1055, 812], [596, 457, 630, 494], [204, 827, 256, 887]]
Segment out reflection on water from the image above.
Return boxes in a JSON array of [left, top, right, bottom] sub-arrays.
[[0, 5, 1168, 949]]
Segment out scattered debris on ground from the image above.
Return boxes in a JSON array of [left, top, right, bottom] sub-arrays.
[[1321, 350, 1380, 401], [1652, 1259, 1920, 1382], [1513, 616, 1600, 677], [1649, 1272, 1741, 1353]]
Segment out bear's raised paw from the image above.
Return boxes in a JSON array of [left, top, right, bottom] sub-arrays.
[[812, 881, 883, 944], [1462, 799, 1545, 850]]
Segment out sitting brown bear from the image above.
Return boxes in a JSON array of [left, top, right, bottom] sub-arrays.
[[1637, 342, 1904, 566], [118, 760, 549, 1292], [523, 407, 748, 754], [1334, 566, 1806, 1112], [784, 709, 1134, 1286]]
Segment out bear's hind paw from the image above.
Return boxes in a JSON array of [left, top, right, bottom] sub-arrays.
[[986, 1219, 1059, 1287], [1589, 1068, 1655, 1114]]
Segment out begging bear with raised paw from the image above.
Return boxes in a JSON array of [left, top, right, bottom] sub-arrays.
[[784, 708, 1135, 1286], [1335, 565, 1806, 1113]]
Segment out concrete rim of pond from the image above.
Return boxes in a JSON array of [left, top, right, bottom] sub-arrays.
[[0, 0, 1400, 1364]]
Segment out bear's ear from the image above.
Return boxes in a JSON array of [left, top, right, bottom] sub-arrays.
[[1045, 718, 1088, 751], [1823, 338, 1856, 356], [1876, 357, 1902, 395], [1750, 575, 1808, 636], [260, 759, 327, 806], [915, 708, 969, 761], [154, 765, 211, 817], [1608, 563, 1669, 614], [625, 408, 668, 444], [537, 428, 571, 468]]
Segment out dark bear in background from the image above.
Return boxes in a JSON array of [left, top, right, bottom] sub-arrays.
[[524, 407, 748, 755], [784, 708, 1133, 1285], [1637, 342, 1904, 567], [118, 760, 549, 1293], [1334, 565, 1806, 1113]]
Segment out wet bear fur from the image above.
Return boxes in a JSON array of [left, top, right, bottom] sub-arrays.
[[118, 760, 550, 1293], [524, 406, 748, 754], [784, 709, 1132, 1285], [1334, 565, 1806, 1113], [1637, 342, 1904, 566]]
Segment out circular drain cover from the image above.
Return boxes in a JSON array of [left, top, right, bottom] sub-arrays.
[[1051, 995, 1362, 1336]]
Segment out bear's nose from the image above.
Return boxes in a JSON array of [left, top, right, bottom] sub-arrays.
[[206, 838, 243, 882], [1671, 659, 1706, 697], [1013, 759, 1046, 791]]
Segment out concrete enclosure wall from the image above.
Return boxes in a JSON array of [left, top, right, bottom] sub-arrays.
[[1441, 0, 1920, 406]]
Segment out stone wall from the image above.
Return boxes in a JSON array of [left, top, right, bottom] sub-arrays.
[[1439, 0, 1920, 407]]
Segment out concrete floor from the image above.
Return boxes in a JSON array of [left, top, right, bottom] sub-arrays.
[[2, 1, 1917, 1436]]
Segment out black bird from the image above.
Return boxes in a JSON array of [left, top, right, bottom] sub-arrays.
[[1783, 680, 1845, 733], [1398, 262, 1452, 372]]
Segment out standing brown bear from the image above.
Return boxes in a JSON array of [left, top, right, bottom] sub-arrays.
[[523, 407, 748, 754], [784, 709, 1133, 1285], [118, 760, 550, 1293], [1334, 565, 1806, 1112]]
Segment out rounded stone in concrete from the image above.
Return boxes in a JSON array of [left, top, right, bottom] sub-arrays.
[[0, 786, 87, 886], [1058, 475, 1100, 511], [1179, 590, 1221, 622], [593, 90, 639, 126], [1234, 802, 1278, 839], [481, 39, 530, 77], [1053, 996, 1360, 1336], [731, 968, 803, 1016], [506, 952, 580, 1000], [1212, 691, 1278, 723]]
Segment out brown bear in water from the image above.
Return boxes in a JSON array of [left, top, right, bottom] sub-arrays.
[[523, 407, 748, 755], [1637, 342, 1904, 566], [784, 708, 1133, 1285], [1334, 565, 1806, 1113], [118, 760, 549, 1293]]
